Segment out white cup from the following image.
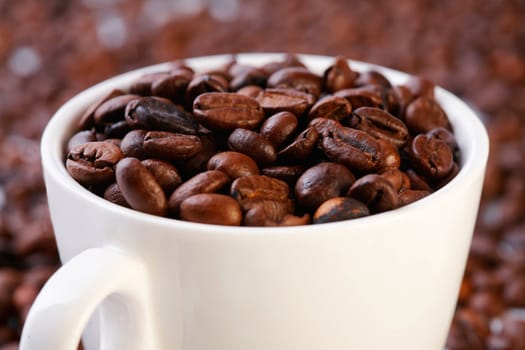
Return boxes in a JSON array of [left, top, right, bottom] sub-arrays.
[[20, 53, 489, 350]]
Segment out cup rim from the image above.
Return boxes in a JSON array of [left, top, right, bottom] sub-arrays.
[[41, 52, 489, 235]]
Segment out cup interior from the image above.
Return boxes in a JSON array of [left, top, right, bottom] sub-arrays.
[[41, 53, 489, 234]]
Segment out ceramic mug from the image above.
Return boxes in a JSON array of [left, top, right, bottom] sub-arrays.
[[20, 54, 489, 350]]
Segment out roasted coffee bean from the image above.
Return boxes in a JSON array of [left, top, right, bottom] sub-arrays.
[[231, 175, 289, 202], [267, 67, 323, 97], [409, 134, 454, 180], [78, 89, 124, 129], [405, 96, 451, 134], [103, 120, 131, 139], [230, 67, 268, 91], [308, 117, 342, 136], [143, 131, 201, 161], [404, 76, 435, 99], [398, 189, 430, 206], [323, 56, 357, 92], [185, 74, 229, 105], [389, 85, 414, 117], [406, 169, 432, 191], [193, 92, 264, 131], [334, 86, 383, 109], [236, 85, 264, 98], [295, 162, 355, 210], [379, 168, 411, 193], [320, 125, 382, 172], [183, 134, 218, 175], [350, 107, 409, 147], [261, 165, 304, 185], [278, 127, 319, 162], [120, 129, 147, 159], [427, 127, 458, 152], [227, 128, 276, 165], [347, 174, 398, 213], [168, 170, 230, 215], [255, 88, 315, 116], [179, 193, 242, 226], [376, 139, 401, 170], [151, 68, 193, 103], [207, 151, 260, 179], [125, 97, 202, 135], [313, 197, 370, 224], [93, 94, 139, 124], [130, 72, 170, 96], [103, 182, 129, 207], [141, 159, 182, 194], [308, 95, 352, 122], [355, 70, 392, 89], [259, 111, 298, 148], [66, 141, 123, 186], [260, 54, 306, 75], [115, 157, 167, 216], [67, 130, 97, 154], [243, 202, 303, 226], [239, 198, 294, 221]]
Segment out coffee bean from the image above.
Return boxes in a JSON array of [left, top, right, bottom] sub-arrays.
[[179, 193, 242, 226], [125, 97, 202, 135], [94, 94, 140, 125], [78, 89, 124, 129], [405, 96, 451, 134], [185, 74, 229, 105], [404, 76, 435, 99], [231, 175, 289, 202], [103, 182, 129, 207], [308, 95, 352, 122], [278, 127, 319, 162], [379, 168, 411, 193], [313, 197, 370, 224], [323, 56, 357, 92], [236, 85, 264, 99], [376, 139, 401, 170], [115, 157, 167, 216], [143, 131, 202, 161], [120, 129, 147, 159], [398, 189, 430, 206], [141, 159, 182, 194], [193, 92, 264, 131], [347, 174, 398, 213], [168, 170, 230, 215], [130, 72, 170, 96], [320, 124, 382, 172], [150, 68, 193, 103], [66, 141, 123, 186], [261, 165, 304, 185], [334, 86, 383, 109], [207, 151, 260, 179], [267, 67, 323, 97], [355, 70, 392, 89], [259, 111, 298, 148], [66, 130, 97, 154], [295, 162, 355, 211], [230, 66, 268, 91], [409, 133, 454, 180], [260, 54, 306, 75], [350, 106, 409, 147], [227, 128, 276, 165], [255, 88, 315, 116]]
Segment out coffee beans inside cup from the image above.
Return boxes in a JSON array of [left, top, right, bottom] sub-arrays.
[[65, 55, 460, 226]]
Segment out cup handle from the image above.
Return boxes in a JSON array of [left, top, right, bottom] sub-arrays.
[[20, 247, 156, 350]]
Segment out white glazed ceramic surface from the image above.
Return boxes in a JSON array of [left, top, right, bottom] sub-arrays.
[[21, 54, 489, 350]]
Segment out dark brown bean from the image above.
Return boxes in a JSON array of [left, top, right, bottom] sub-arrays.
[[182, 134, 218, 175], [323, 56, 357, 92], [207, 151, 260, 179], [115, 157, 167, 216], [240, 198, 294, 221], [227, 128, 276, 165], [350, 107, 409, 147], [236, 85, 264, 98], [103, 182, 129, 207], [261, 165, 304, 185], [409, 133, 454, 180], [141, 159, 182, 194], [405, 96, 451, 134], [185, 74, 229, 105], [255, 88, 315, 116], [406, 169, 432, 191], [308, 117, 342, 136], [94, 94, 140, 124], [313, 197, 370, 224], [376, 139, 401, 170], [66, 141, 124, 186], [168, 170, 230, 215], [267, 67, 323, 97], [398, 189, 430, 206], [295, 162, 355, 211], [130, 72, 170, 96], [355, 70, 392, 89], [231, 175, 289, 202], [151, 68, 193, 103], [379, 168, 411, 193], [278, 127, 319, 162], [125, 97, 202, 135], [320, 125, 382, 172], [260, 54, 306, 75], [66, 130, 97, 154], [334, 86, 383, 109], [193, 92, 265, 131], [143, 131, 201, 161], [120, 129, 147, 159], [347, 174, 399, 213], [389, 85, 415, 118], [427, 126, 458, 151], [179, 193, 242, 226], [404, 76, 435, 99], [78, 89, 124, 129], [259, 111, 298, 148], [308, 95, 352, 122], [230, 66, 268, 91]]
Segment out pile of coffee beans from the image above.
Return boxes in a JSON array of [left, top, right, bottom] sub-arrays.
[[2, 0, 525, 348], [65, 56, 459, 226]]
